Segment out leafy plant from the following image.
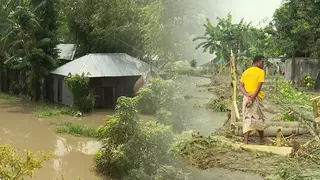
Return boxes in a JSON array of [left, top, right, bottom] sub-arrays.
[[34, 106, 72, 118], [304, 75, 314, 89], [56, 122, 98, 138], [268, 77, 312, 110], [65, 73, 95, 113], [94, 96, 176, 179], [0, 145, 52, 179], [136, 78, 192, 132]]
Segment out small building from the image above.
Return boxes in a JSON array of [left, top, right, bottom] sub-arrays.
[[47, 53, 154, 108]]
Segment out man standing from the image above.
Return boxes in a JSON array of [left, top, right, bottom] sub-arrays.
[[239, 55, 266, 144]]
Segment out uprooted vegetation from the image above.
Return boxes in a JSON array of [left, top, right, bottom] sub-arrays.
[[174, 134, 320, 179]]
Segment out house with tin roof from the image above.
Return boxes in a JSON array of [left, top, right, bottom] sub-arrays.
[[45, 53, 156, 108]]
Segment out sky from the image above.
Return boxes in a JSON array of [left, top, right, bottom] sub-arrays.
[[207, 0, 283, 26]]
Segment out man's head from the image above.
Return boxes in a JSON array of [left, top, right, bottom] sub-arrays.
[[252, 55, 265, 69]]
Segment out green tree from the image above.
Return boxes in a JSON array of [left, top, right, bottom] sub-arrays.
[[194, 13, 252, 67], [0, 0, 59, 100], [141, 0, 203, 68], [271, 0, 320, 81], [189, 59, 197, 68]]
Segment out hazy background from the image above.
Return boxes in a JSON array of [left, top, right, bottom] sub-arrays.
[[208, 0, 282, 26]]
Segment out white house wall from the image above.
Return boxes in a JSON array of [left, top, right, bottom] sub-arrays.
[[285, 58, 320, 81], [52, 75, 73, 107], [62, 79, 73, 106]]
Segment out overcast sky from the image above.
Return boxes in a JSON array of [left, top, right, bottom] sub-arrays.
[[207, 0, 282, 26]]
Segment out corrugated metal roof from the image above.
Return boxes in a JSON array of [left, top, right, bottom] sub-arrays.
[[50, 53, 153, 77], [57, 44, 77, 61]]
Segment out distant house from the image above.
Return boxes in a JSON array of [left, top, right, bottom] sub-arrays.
[[267, 58, 285, 76], [200, 61, 216, 74], [56, 44, 77, 63], [46, 53, 154, 108]]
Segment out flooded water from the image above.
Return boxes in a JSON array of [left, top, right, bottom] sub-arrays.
[[0, 76, 263, 180], [175, 76, 228, 136], [0, 103, 107, 180]]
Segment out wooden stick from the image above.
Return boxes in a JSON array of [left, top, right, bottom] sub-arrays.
[[310, 96, 320, 101], [211, 136, 293, 156]]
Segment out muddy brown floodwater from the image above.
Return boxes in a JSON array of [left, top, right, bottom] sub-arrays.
[[0, 103, 108, 180], [0, 76, 263, 180]]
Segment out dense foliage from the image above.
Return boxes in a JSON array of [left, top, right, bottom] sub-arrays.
[[136, 78, 192, 132], [65, 73, 95, 113], [94, 96, 190, 179], [0, 0, 59, 100], [270, 0, 320, 80]]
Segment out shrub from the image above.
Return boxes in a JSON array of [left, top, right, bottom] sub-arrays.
[[304, 75, 315, 89], [136, 78, 193, 132], [34, 106, 72, 117], [0, 145, 52, 179], [56, 122, 99, 138], [94, 96, 175, 179], [65, 73, 95, 113]]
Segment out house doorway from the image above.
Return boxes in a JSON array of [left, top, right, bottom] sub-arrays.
[[57, 78, 63, 103], [104, 86, 115, 108]]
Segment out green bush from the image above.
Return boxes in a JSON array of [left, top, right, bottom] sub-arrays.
[[304, 75, 315, 89], [136, 78, 192, 132], [94, 96, 176, 179], [56, 122, 99, 138], [65, 73, 95, 113], [0, 145, 52, 179]]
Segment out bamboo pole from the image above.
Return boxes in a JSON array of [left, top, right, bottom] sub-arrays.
[[211, 136, 293, 157], [230, 51, 240, 121]]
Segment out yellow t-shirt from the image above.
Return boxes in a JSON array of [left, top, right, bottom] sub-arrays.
[[240, 67, 265, 99]]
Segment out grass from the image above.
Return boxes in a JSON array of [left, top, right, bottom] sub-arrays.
[[34, 105, 73, 118], [55, 122, 98, 138], [0, 93, 21, 103]]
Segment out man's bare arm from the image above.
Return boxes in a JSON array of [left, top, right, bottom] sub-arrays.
[[240, 82, 249, 97]]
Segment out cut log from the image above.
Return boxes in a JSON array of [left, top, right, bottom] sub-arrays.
[[211, 136, 293, 156], [230, 121, 309, 137]]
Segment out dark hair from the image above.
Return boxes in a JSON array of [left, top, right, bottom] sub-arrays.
[[253, 55, 265, 64]]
